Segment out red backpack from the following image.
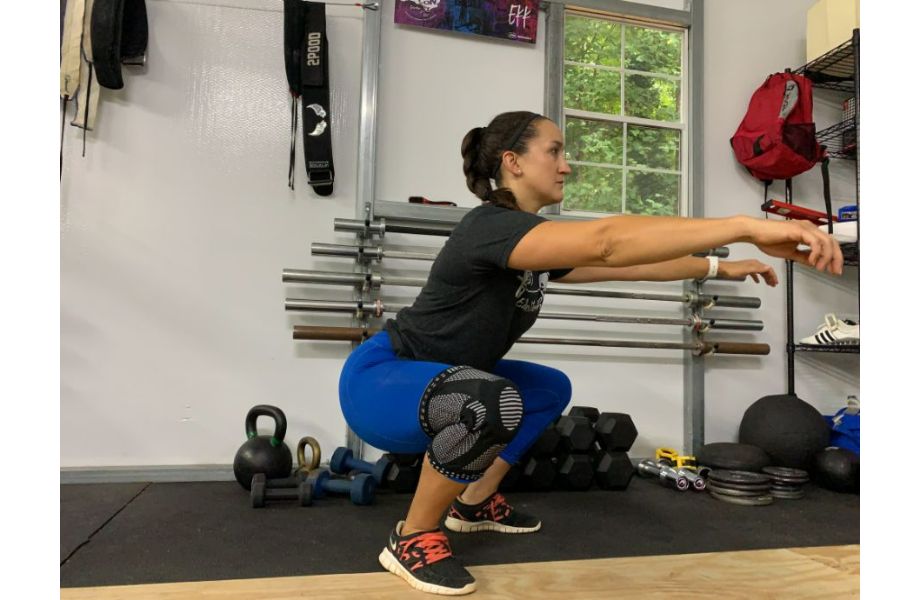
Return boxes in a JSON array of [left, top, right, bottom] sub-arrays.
[[731, 71, 825, 182], [731, 70, 835, 228]]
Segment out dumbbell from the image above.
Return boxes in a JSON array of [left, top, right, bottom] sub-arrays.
[[666, 464, 707, 491], [555, 453, 594, 490], [595, 413, 638, 451], [555, 415, 595, 453], [308, 469, 377, 505], [637, 460, 690, 491], [594, 451, 635, 490], [498, 462, 524, 492], [530, 426, 561, 457], [330, 447, 392, 485], [250, 473, 313, 508], [654, 454, 707, 491], [522, 455, 557, 490], [568, 406, 600, 424], [383, 453, 423, 493]]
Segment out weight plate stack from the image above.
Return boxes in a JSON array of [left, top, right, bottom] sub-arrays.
[[707, 469, 774, 506], [762, 466, 809, 500]]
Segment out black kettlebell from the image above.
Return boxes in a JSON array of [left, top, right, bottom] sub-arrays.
[[233, 405, 293, 490]]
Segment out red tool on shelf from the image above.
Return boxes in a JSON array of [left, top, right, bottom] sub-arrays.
[[761, 199, 838, 225], [408, 196, 457, 207]]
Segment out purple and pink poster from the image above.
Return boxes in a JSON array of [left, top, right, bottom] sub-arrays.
[[395, 0, 539, 45]]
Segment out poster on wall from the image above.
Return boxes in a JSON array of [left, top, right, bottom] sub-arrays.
[[395, 0, 540, 45]]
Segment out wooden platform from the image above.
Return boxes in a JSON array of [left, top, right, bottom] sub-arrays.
[[61, 544, 858, 599]]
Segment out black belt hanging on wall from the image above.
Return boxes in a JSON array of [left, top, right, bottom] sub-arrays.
[[284, 0, 334, 196], [91, 0, 148, 90]]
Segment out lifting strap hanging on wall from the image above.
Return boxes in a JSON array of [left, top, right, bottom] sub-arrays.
[[283, 0, 334, 196], [91, 0, 149, 90], [61, 0, 148, 167], [71, 0, 102, 157]]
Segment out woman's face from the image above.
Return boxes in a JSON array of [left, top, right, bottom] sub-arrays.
[[513, 119, 572, 206]]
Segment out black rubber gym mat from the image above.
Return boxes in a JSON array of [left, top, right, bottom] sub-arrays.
[[60, 483, 149, 563], [60, 478, 858, 588]]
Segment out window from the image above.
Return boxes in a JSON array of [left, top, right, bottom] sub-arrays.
[[561, 10, 687, 216]]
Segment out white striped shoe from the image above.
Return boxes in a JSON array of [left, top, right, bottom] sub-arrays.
[[799, 313, 859, 346]]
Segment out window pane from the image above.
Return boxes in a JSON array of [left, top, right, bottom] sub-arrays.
[[624, 25, 681, 75], [625, 74, 679, 121], [565, 117, 623, 165], [626, 125, 680, 170], [564, 164, 622, 214], [564, 65, 621, 114], [626, 170, 680, 216], [564, 14, 621, 67]]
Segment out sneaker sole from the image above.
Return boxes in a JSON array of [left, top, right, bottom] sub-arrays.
[[378, 548, 477, 596], [443, 515, 541, 534]]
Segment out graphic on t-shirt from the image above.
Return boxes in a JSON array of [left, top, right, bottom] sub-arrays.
[[514, 271, 548, 312]]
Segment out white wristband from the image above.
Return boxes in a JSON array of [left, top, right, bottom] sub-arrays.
[[699, 256, 719, 282]]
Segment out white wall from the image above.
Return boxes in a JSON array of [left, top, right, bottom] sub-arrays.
[[61, 0, 858, 472], [61, 0, 364, 467], [702, 0, 859, 441]]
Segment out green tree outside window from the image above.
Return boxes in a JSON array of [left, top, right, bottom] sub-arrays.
[[562, 14, 685, 216]]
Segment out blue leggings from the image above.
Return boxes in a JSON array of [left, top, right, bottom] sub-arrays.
[[338, 331, 572, 482]]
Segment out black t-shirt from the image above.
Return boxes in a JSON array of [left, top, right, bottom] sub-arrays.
[[385, 204, 573, 372]]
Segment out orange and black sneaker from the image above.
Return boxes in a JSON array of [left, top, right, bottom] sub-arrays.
[[444, 491, 541, 534], [378, 520, 476, 595]]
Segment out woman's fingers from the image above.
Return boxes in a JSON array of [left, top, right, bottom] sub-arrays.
[[796, 222, 840, 273], [832, 238, 844, 274], [762, 265, 778, 286]]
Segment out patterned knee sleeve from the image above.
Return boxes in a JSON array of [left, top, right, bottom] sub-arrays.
[[419, 366, 523, 481]]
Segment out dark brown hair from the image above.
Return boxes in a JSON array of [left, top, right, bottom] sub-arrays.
[[460, 111, 546, 210]]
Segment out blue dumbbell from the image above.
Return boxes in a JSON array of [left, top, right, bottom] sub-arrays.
[[308, 469, 377, 505], [330, 447, 393, 485]]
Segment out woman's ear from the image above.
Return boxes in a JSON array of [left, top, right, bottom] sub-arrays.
[[501, 150, 520, 176]]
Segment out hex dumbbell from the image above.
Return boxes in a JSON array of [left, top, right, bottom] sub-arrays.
[[382, 453, 423, 493], [555, 415, 595, 452], [595, 413, 638, 451], [522, 456, 557, 490], [530, 426, 561, 457], [568, 406, 600, 424], [308, 469, 377, 505], [594, 451, 635, 490], [250, 473, 313, 508], [498, 462, 525, 492], [330, 447, 393, 485], [555, 453, 594, 490]]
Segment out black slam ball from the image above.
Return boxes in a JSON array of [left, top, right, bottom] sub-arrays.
[[813, 447, 859, 493], [738, 394, 830, 470]]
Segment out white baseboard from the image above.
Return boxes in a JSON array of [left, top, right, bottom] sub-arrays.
[[60, 465, 236, 484]]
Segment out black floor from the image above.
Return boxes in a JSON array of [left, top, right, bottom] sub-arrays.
[[60, 478, 859, 588]]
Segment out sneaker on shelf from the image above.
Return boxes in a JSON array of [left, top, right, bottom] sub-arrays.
[[799, 313, 859, 346], [818, 220, 858, 244], [444, 491, 541, 534], [797, 220, 858, 251], [378, 520, 476, 596]]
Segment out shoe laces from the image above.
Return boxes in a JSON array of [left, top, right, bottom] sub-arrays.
[[484, 492, 513, 521], [823, 313, 841, 331], [823, 314, 857, 333], [407, 531, 453, 567]]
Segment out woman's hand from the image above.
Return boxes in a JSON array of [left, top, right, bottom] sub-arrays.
[[719, 259, 779, 286], [743, 217, 843, 275]]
